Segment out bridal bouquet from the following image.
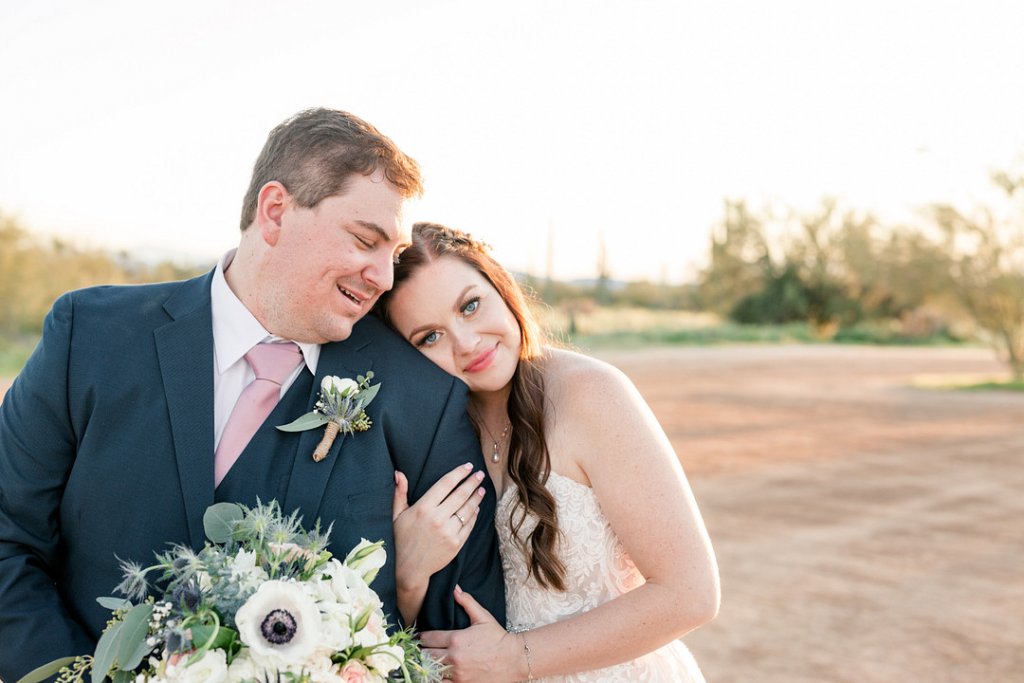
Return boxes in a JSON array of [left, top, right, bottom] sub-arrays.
[[21, 501, 442, 683]]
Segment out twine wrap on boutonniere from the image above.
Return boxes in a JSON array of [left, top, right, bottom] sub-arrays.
[[277, 372, 380, 461]]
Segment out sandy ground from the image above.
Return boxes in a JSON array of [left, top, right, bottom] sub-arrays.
[[592, 344, 1024, 683], [2, 344, 1022, 681]]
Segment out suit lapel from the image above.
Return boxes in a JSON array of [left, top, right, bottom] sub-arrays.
[[154, 273, 216, 548], [283, 328, 372, 520]]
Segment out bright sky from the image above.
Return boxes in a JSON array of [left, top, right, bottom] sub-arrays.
[[1, 1, 1023, 283]]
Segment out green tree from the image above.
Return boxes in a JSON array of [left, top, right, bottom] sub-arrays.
[[0, 211, 208, 342], [931, 169, 1024, 380], [780, 199, 863, 333], [730, 263, 810, 324], [698, 200, 773, 314]]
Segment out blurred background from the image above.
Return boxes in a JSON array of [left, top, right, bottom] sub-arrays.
[[2, 1, 1022, 681]]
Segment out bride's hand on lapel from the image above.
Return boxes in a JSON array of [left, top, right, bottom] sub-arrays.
[[392, 464, 486, 624], [422, 585, 523, 683]]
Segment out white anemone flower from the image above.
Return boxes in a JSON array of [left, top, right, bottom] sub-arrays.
[[235, 580, 323, 663]]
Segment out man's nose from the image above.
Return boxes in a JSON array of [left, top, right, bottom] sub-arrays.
[[363, 253, 395, 293]]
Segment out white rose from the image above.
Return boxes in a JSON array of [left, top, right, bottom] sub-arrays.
[[230, 647, 315, 680], [165, 649, 227, 683], [353, 608, 388, 648], [301, 652, 342, 683], [366, 644, 405, 675], [226, 651, 261, 681], [322, 376, 359, 397], [318, 610, 354, 651], [226, 650, 279, 681], [235, 580, 323, 663]]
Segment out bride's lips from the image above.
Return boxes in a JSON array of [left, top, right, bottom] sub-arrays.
[[464, 345, 497, 373]]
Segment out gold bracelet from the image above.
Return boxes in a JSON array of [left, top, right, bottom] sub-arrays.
[[519, 632, 534, 681]]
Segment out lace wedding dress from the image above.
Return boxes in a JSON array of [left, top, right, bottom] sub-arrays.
[[496, 471, 707, 682]]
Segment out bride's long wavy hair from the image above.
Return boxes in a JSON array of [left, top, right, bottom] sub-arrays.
[[376, 222, 567, 591]]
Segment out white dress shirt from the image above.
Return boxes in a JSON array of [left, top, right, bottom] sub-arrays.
[[210, 249, 320, 450]]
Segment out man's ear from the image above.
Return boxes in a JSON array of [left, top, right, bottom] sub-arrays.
[[255, 181, 289, 246]]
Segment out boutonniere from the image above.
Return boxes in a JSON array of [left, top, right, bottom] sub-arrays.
[[277, 372, 380, 462]]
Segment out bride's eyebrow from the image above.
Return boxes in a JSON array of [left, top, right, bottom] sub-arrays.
[[405, 285, 477, 340], [454, 285, 476, 307], [406, 321, 436, 341]]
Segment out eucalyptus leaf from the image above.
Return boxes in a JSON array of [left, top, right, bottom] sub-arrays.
[[92, 621, 124, 683], [116, 603, 154, 670], [97, 596, 132, 611], [14, 656, 78, 683], [122, 635, 157, 675], [276, 411, 330, 432], [204, 502, 244, 543], [111, 670, 134, 683], [359, 382, 381, 405]]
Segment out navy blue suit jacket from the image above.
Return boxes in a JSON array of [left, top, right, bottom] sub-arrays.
[[0, 272, 504, 680]]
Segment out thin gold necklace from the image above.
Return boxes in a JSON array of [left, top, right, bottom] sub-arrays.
[[476, 414, 511, 463]]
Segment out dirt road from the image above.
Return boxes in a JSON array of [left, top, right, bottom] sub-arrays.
[[594, 344, 1023, 682], [2, 345, 1021, 681]]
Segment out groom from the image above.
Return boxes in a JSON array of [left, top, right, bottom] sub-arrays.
[[0, 108, 504, 680]]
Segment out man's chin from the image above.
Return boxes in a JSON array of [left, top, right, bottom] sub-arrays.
[[320, 318, 360, 343]]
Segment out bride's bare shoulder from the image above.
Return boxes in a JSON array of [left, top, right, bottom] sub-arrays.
[[542, 347, 634, 404]]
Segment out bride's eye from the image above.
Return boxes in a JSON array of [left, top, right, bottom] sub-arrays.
[[461, 298, 480, 316], [417, 330, 440, 347]]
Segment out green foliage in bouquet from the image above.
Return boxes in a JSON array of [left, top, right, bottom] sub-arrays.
[[18, 500, 443, 683]]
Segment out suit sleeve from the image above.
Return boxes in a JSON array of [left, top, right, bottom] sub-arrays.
[[410, 380, 506, 631], [0, 294, 95, 680]]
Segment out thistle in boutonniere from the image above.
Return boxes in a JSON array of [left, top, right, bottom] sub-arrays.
[[277, 372, 380, 462]]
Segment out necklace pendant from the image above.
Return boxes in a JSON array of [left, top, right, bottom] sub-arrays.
[[491, 451, 500, 463]]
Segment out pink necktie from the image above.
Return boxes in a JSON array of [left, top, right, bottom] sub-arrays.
[[214, 342, 303, 487]]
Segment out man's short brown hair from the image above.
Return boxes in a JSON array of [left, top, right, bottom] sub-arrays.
[[239, 108, 422, 230]]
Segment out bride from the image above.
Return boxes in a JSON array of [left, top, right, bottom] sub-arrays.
[[377, 223, 719, 682]]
